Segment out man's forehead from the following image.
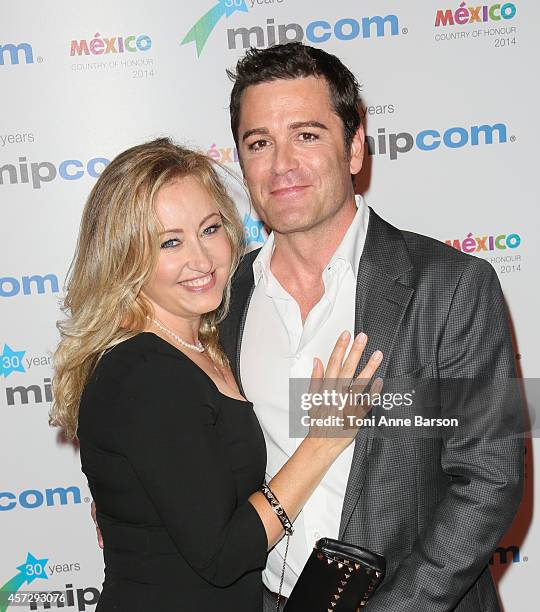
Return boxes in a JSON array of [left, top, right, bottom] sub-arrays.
[[241, 75, 329, 98], [238, 76, 333, 122]]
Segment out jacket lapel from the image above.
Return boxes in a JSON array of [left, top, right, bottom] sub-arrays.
[[220, 249, 259, 395], [339, 209, 415, 537]]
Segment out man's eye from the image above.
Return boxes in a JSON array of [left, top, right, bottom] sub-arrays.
[[299, 132, 318, 142], [247, 139, 269, 151], [161, 238, 181, 249], [203, 223, 222, 236]]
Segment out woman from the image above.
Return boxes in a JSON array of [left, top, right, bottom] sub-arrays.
[[50, 138, 382, 611]]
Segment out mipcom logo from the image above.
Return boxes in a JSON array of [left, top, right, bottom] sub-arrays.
[[0, 43, 35, 66], [182, 0, 249, 56], [0, 552, 49, 612], [0, 486, 82, 511], [0, 345, 26, 378], [181, 0, 401, 56], [0, 553, 100, 612]]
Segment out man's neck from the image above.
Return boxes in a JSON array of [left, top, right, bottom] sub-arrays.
[[269, 198, 357, 321], [271, 199, 356, 281]]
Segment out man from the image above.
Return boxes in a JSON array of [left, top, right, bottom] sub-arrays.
[[219, 42, 523, 611]]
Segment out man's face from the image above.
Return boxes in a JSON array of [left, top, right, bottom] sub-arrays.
[[237, 76, 364, 235]]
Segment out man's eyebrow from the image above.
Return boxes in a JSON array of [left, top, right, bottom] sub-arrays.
[[242, 127, 269, 143], [289, 121, 328, 131], [242, 122, 329, 143]]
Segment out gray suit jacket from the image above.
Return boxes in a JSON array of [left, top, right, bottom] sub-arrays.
[[220, 208, 524, 611]]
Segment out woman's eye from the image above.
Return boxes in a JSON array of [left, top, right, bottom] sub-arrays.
[[160, 238, 181, 249], [203, 223, 222, 236]]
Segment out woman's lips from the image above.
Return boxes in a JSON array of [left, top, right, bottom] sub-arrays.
[[178, 271, 217, 292]]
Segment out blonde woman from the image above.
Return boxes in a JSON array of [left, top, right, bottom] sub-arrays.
[[50, 138, 382, 611]]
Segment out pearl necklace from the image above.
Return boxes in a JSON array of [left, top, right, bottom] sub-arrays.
[[147, 316, 205, 353]]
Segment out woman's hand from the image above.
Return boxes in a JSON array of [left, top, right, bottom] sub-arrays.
[[91, 501, 104, 549], [305, 331, 383, 454], [249, 330, 383, 548]]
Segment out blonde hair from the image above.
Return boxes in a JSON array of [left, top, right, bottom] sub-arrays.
[[50, 138, 245, 439]]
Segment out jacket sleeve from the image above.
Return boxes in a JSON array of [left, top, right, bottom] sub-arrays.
[[368, 258, 524, 611], [113, 350, 268, 587]]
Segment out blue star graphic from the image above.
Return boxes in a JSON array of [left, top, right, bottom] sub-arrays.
[[16, 552, 49, 585], [0, 344, 26, 377], [243, 213, 266, 245]]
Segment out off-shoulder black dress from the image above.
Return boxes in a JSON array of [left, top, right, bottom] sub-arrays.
[[77, 332, 267, 611]]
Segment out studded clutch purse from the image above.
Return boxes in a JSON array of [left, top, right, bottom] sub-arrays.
[[283, 538, 385, 612]]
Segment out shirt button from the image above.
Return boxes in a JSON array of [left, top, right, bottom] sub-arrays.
[[295, 354, 301, 360], [314, 531, 321, 541]]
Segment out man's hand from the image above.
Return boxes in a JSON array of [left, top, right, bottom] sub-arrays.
[[91, 501, 104, 549]]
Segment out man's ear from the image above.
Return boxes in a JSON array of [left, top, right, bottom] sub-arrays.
[[349, 123, 365, 176]]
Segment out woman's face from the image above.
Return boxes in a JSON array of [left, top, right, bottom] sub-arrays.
[[142, 176, 233, 323]]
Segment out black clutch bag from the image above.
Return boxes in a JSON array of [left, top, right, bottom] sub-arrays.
[[283, 538, 386, 612]]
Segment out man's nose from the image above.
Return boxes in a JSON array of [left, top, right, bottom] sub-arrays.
[[271, 141, 298, 176]]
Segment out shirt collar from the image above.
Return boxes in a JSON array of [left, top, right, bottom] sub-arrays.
[[331, 194, 369, 278], [252, 195, 369, 285], [252, 231, 275, 285]]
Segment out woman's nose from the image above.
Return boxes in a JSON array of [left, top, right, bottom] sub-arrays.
[[187, 237, 212, 273]]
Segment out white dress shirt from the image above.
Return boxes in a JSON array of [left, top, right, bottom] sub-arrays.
[[239, 196, 370, 597]]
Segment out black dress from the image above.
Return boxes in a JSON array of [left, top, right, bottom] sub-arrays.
[[77, 332, 268, 611]]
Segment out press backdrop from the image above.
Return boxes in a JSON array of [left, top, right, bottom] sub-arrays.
[[1, 1, 538, 610]]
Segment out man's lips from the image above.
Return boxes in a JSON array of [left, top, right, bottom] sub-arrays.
[[270, 185, 310, 198]]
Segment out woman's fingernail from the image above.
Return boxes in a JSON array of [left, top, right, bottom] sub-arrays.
[[341, 330, 351, 340], [372, 350, 383, 361], [355, 332, 367, 344]]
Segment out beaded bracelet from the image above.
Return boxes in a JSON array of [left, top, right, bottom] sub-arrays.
[[260, 483, 294, 536]]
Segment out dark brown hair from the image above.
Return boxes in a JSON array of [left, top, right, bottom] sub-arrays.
[[227, 42, 363, 152]]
